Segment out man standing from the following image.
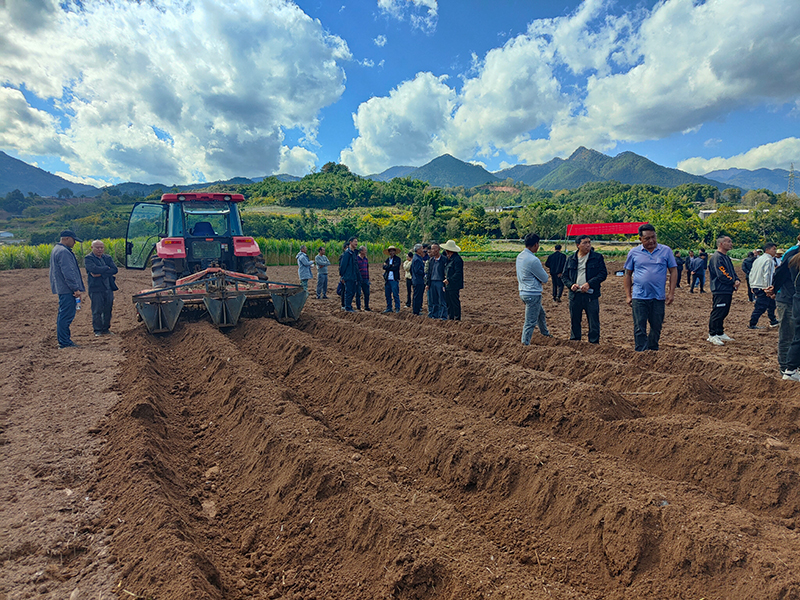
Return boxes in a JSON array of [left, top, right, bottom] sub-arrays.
[[442, 240, 463, 321], [355, 245, 371, 311], [50, 230, 86, 349], [425, 243, 447, 319], [382, 246, 402, 313], [562, 235, 607, 344], [84, 239, 118, 337], [741, 251, 756, 302], [314, 246, 331, 299], [623, 223, 677, 351], [338, 237, 361, 312], [673, 250, 684, 288], [691, 249, 708, 293], [685, 250, 695, 286], [771, 245, 799, 375], [706, 236, 740, 346], [748, 242, 779, 329], [411, 244, 426, 316], [516, 233, 550, 344], [544, 244, 567, 302], [296, 245, 314, 295]]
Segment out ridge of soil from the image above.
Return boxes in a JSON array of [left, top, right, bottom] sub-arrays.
[[2, 261, 799, 599]]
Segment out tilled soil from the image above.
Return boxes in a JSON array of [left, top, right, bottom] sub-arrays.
[[2, 261, 800, 600]]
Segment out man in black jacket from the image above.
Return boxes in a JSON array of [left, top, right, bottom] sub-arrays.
[[561, 235, 608, 343], [442, 240, 464, 321], [544, 244, 567, 302], [85, 239, 118, 336], [338, 237, 361, 312], [706, 236, 740, 346], [741, 251, 756, 302], [382, 246, 402, 313]]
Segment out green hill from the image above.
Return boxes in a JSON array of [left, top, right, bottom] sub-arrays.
[[408, 154, 499, 188], [0, 151, 98, 197]]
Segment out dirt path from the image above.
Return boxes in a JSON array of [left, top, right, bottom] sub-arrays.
[[2, 261, 799, 599]]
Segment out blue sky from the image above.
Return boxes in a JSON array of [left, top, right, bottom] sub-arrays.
[[1, 0, 798, 187]]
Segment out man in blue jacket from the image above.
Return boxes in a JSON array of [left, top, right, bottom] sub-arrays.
[[561, 235, 608, 344], [50, 230, 86, 349], [85, 239, 118, 336], [516, 233, 550, 344]]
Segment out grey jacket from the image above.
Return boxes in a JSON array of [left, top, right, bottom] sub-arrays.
[[50, 243, 85, 295]]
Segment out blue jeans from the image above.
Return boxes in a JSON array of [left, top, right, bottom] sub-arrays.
[[316, 272, 328, 298], [521, 295, 549, 345], [384, 279, 400, 310], [631, 298, 665, 351], [57, 293, 77, 347]]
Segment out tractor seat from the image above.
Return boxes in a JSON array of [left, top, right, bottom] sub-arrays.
[[191, 221, 215, 236]]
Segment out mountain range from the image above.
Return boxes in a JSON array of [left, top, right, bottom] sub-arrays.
[[1, 148, 793, 198]]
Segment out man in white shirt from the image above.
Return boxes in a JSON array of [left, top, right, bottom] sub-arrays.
[[748, 242, 779, 329]]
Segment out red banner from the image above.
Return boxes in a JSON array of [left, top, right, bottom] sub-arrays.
[[566, 222, 648, 236]]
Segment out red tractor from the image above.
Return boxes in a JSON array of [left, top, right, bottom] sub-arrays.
[[125, 192, 305, 333]]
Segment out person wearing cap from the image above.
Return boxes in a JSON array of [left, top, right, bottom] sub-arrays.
[[49, 230, 86, 349], [84, 239, 118, 337], [382, 246, 402, 313], [442, 239, 463, 320]]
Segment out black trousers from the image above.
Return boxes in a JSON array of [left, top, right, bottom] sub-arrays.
[[708, 293, 733, 336], [551, 275, 564, 299], [445, 287, 461, 320], [750, 289, 776, 326], [412, 282, 425, 315], [569, 293, 600, 343], [90, 290, 114, 334], [676, 266, 683, 287], [406, 279, 412, 306]]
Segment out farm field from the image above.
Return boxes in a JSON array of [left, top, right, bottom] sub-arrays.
[[2, 261, 800, 599]]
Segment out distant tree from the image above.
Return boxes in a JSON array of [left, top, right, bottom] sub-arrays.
[[1, 189, 26, 214], [320, 162, 351, 176], [722, 187, 742, 204], [499, 215, 515, 238], [57, 187, 74, 199]]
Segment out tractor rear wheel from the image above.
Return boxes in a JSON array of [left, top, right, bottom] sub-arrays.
[[242, 253, 268, 280], [151, 256, 179, 288]]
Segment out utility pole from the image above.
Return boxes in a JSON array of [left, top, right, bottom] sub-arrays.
[[788, 163, 796, 198]]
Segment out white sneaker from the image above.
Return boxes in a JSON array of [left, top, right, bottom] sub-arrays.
[[707, 335, 724, 346], [783, 370, 800, 382], [718, 333, 734, 342]]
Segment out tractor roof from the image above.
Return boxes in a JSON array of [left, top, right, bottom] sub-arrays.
[[161, 193, 245, 203]]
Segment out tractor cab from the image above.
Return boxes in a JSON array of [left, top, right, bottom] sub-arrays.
[[125, 192, 265, 285]]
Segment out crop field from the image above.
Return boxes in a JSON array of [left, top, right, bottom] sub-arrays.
[[1, 261, 799, 599]]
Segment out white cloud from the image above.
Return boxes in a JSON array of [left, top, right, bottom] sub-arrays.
[[278, 146, 317, 176], [0, 87, 69, 156], [340, 73, 455, 174], [677, 138, 800, 174], [377, 0, 437, 33], [0, 0, 350, 183], [374, 34, 387, 47], [345, 0, 800, 172]]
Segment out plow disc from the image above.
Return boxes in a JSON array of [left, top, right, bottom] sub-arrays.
[[133, 268, 306, 334]]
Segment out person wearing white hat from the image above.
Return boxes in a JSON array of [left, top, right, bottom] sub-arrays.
[[441, 239, 463, 320], [382, 246, 402, 313]]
